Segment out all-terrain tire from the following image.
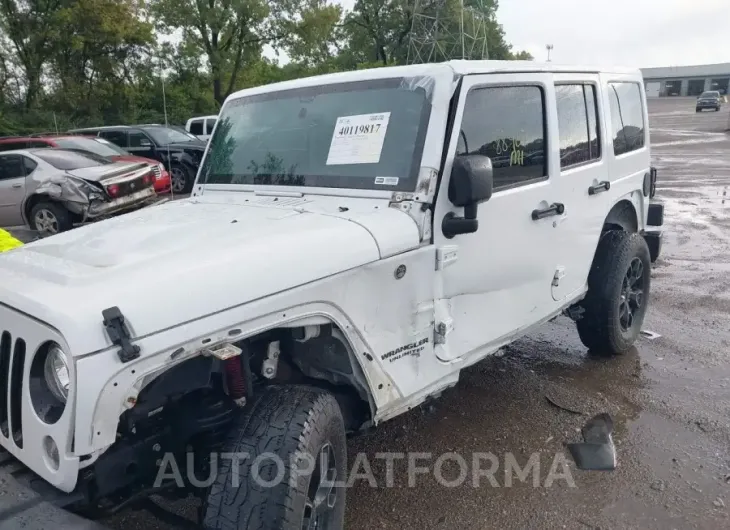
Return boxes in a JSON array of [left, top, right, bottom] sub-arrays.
[[201, 385, 347, 530], [577, 230, 651, 355], [29, 201, 73, 237]]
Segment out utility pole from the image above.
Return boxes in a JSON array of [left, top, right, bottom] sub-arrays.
[[546, 44, 553, 62]]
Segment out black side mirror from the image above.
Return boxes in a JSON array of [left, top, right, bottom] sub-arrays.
[[442, 155, 493, 238]]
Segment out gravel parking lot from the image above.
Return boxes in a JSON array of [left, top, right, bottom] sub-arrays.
[[5, 97, 730, 529]]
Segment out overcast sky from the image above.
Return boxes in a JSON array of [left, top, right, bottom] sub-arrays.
[[498, 0, 728, 67], [337, 0, 729, 68]]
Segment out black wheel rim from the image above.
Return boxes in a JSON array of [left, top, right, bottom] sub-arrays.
[[302, 443, 338, 530], [620, 257, 645, 332]]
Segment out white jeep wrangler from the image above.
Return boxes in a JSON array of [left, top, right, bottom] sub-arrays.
[[0, 60, 663, 529]]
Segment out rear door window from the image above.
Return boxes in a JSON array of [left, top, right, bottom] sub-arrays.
[[0, 155, 26, 180], [129, 131, 153, 148], [555, 84, 601, 168], [189, 120, 204, 136], [100, 130, 128, 148], [608, 82, 645, 156]]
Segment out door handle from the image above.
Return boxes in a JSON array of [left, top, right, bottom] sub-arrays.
[[532, 203, 565, 221], [588, 181, 610, 195], [12, 183, 22, 189]]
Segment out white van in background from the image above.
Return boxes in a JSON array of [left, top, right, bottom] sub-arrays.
[[185, 115, 218, 141]]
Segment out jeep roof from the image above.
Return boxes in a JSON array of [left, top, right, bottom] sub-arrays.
[[225, 60, 640, 102]]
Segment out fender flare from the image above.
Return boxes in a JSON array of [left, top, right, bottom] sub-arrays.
[[603, 196, 639, 233], [76, 302, 389, 455]]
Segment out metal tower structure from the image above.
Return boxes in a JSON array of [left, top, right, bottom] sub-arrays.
[[407, 0, 490, 65]]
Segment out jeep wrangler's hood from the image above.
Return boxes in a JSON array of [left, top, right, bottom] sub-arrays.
[[0, 199, 419, 356]]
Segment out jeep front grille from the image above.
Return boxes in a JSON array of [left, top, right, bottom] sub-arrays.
[[0, 304, 79, 491], [0, 330, 25, 448]]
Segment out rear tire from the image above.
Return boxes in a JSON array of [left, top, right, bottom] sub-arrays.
[[29, 201, 73, 237], [201, 386, 346, 530], [170, 164, 195, 194], [577, 231, 651, 355]]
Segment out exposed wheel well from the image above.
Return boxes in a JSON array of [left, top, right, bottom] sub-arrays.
[[24, 194, 48, 224], [135, 321, 374, 434], [570, 199, 641, 316], [24, 194, 82, 225], [602, 199, 638, 233], [243, 323, 373, 431]]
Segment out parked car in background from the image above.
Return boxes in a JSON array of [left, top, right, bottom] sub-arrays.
[[0, 149, 158, 237], [696, 91, 721, 112], [68, 125, 206, 193], [0, 135, 171, 193], [185, 115, 218, 141]]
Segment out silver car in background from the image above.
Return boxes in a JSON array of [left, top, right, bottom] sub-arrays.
[[0, 149, 159, 237]]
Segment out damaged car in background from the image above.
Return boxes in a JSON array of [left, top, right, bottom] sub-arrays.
[[0, 149, 160, 237]]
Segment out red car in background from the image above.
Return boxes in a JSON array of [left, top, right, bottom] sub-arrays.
[[0, 135, 171, 193]]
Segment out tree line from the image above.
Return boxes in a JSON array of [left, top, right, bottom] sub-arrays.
[[0, 0, 531, 136]]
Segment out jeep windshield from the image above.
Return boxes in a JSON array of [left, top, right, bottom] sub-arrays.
[[199, 78, 431, 191]]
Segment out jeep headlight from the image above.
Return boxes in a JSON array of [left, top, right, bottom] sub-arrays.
[[30, 342, 70, 424], [44, 345, 70, 403]]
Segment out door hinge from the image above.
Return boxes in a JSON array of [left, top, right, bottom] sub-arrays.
[[434, 318, 454, 345], [102, 306, 141, 363], [436, 246, 458, 270], [552, 266, 566, 287]]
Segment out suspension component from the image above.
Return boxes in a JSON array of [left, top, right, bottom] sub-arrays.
[[224, 357, 247, 407], [262, 341, 280, 380]]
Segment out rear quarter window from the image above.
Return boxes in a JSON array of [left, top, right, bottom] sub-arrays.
[[608, 82, 645, 156], [23, 157, 37, 174]]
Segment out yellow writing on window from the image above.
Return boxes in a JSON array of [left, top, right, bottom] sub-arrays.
[[495, 138, 525, 166], [510, 139, 524, 166]]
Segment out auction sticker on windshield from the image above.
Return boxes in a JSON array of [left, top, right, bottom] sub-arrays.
[[326, 112, 391, 165]]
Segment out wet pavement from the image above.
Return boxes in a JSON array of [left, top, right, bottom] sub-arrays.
[[9, 98, 730, 529]]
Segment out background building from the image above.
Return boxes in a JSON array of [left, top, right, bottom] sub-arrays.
[[641, 63, 730, 97]]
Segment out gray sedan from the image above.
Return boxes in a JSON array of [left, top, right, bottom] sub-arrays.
[[0, 149, 159, 237]]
